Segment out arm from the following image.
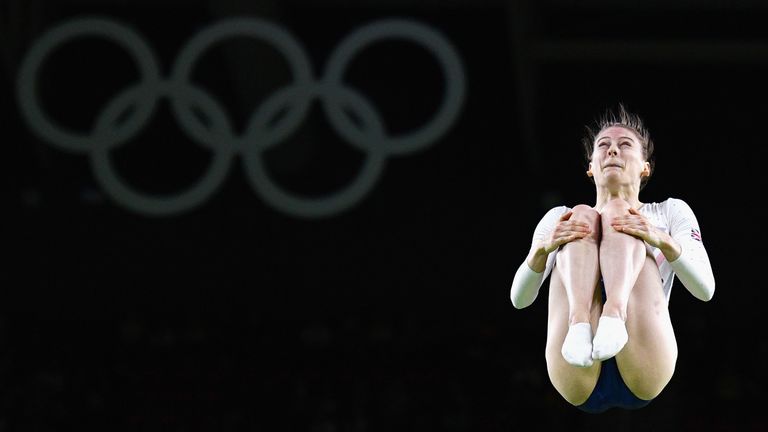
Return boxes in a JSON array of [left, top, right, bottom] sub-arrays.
[[510, 206, 568, 309], [665, 198, 716, 301], [612, 198, 715, 301], [510, 254, 550, 309]]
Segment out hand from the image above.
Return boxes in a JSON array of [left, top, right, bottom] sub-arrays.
[[542, 210, 593, 254], [611, 207, 662, 247]]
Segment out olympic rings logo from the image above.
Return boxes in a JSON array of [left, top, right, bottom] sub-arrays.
[[17, 17, 466, 218]]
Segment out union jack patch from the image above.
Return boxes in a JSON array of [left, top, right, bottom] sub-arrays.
[[691, 228, 702, 242]]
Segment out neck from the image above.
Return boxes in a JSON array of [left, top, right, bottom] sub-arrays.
[[594, 186, 642, 211]]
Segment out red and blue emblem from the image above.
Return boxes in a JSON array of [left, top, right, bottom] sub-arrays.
[[691, 228, 702, 242]]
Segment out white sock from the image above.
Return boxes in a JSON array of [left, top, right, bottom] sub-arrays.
[[561, 322, 594, 367], [591, 316, 628, 361]]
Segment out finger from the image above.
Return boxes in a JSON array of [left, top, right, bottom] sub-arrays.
[[615, 222, 646, 231], [611, 215, 630, 224], [560, 226, 592, 238], [562, 221, 591, 231], [564, 230, 590, 239], [611, 219, 639, 228], [616, 226, 647, 238], [562, 231, 590, 239], [568, 233, 590, 242], [560, 210, 574, 221], [613, 214, 639, 222], [567, 224, 592, 232], [612, 224, 640, 234], [628, 208, 647, 221]]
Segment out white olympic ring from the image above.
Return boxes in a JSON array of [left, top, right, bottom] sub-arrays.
[[17, 17, 466, 218]]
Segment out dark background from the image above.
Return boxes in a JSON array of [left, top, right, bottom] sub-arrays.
[[2, 0, 766, 430]]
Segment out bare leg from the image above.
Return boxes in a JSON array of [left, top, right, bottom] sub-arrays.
[[546, 268, 602, 405], [555, 205, 601, 367], [556, 205, 601, 325], [616, 256, 677, 400], [593, 198, 646, 360]]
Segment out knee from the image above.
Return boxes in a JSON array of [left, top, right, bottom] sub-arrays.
[[570, 204, 601, 240], [572, 204, 600, 220], [572, 204, 601, 241]]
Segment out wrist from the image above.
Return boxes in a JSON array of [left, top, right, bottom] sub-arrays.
[[527, 244, 551, 273], [658, 232, 681, 261]]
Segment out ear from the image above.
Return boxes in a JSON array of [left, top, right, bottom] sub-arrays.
[[586, 162, 594, 177], [641, 161, 651, 177]]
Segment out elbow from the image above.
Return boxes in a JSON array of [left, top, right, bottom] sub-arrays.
[[680, 270, 715, 302], [697, 279, 716, 302], [510, 291, 532, 309]]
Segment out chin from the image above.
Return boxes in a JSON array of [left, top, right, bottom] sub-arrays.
[[598, 178, 624, 188]]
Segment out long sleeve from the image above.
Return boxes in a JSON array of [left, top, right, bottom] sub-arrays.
[[510, 206, 567, 309], [665, 198, 715, 301]]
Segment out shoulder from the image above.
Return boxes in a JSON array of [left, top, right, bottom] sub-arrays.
[[643, 197, 694, 214], [655, 198, 702, 232], [535, 205, 569, 229], [662, 197, 696, 216], [664, 197, 691, 208], [543, 205, 570, 218]]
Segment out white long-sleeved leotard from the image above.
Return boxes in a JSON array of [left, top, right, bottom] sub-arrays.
[[510, 197, 715, 309]]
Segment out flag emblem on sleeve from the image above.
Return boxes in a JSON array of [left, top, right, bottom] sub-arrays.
[[691, 228, 702, 241]]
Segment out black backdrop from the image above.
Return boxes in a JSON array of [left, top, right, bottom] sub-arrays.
[[3, 0, 766, 430]]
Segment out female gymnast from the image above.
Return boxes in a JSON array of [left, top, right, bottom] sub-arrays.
[[509, 104, 715, 413]]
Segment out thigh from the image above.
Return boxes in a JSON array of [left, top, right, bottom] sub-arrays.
[[615, 256, 678, 400], [544, 266, 603, 405]]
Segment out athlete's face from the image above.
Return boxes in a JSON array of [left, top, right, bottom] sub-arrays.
[[587, 126, 650, 187]]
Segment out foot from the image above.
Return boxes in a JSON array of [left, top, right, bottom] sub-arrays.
[[561, 322, 594, 367], [591, 316, 628, 361]]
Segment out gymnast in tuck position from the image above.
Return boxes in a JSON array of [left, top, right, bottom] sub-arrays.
[[510, 104, 715, 413]]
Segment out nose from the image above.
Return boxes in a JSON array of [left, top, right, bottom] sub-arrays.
[[608, 144, 618, 156]]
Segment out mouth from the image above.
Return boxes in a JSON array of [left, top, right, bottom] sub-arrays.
[[603, 163, 623, 169]]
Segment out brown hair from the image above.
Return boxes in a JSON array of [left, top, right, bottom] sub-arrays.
[[582, 103, 655, 191]]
